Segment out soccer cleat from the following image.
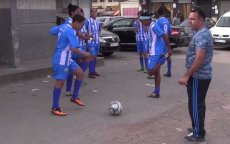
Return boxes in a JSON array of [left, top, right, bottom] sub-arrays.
[[88, 74, 96, 79], [184, 134, 207, 143], [143, 69, 148, 73], [163, 73, 171, 77], [70, 98, 85, 106], [51, 108, 67, 116], [93, 71, 100, 76], [66, 91, 73, 96], [146, 92, 160, 98], [137, 67, 144, 71]]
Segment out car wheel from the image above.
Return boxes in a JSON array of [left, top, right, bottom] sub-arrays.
[[103, 52, 114, 56]]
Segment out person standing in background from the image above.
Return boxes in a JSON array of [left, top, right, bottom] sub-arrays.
[[178, 6, 213, 143]]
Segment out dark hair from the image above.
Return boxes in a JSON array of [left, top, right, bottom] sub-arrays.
[[72, 14, 85, 23], [158, 7, 164, 16], [191, 6, 206, 20], [68, 4, 79, 16]]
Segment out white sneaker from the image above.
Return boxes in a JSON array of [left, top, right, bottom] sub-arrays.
[[66, 91, 73, 96]]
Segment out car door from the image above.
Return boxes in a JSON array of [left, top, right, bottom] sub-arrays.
[[106, 18, 136, 45]]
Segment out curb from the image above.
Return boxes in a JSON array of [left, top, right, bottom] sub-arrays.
[[0, 57, 104, 86]]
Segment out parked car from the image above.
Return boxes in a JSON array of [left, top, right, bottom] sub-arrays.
[[99, 28, 120, 56], [97, 16, 126, 26], [180, 18, 216, 46], [103, 17, 181, 50], [210, 11, 230, 46], [56, 14, 120, 56]]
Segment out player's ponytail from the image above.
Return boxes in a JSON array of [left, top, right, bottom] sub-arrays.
[[68, 4, 79, 17]]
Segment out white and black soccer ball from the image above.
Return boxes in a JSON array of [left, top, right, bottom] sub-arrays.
[[108, 101, 123, 116]]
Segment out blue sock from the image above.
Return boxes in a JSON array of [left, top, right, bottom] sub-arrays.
[[153, 87, 160, 95], [139, 57, 144, 68], [81, 61, 88, 72], [52, 87, 61, 109], [66, 73, 73, 92], [93, 59, 96, 73], [89, 60, 94, 74], [144, 57, 148, 70], [72, 80, 82, 100], [167, 59, 171, 74]]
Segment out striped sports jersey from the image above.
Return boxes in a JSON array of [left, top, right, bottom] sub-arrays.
[[79, 26, 87, 47], [64, 17, 72, 25], [148, 22, 164, 56], [85, 17, 100, 44], [50, 24, 80, 66], [156, 17, 171, 52], [133, 20, 148, 41]]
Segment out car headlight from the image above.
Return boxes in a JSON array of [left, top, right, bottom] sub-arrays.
[[99, 37, 106, 43]]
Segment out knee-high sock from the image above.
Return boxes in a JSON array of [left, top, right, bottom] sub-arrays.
[[167, 58, 171, 74], [93, 59, 96, 72], [144, 57, 148, 70], [66, 73, 73, 92], [153, 87, 160, 95], [52, 87, 61, 109], [81, 61, 88, 72], [89, 60, 94, 74], [72, 80, 82, 100], [139, 57, 144, 68]]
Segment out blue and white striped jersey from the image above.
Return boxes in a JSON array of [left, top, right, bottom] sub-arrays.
[[133, 20, 148, 41], [148, 22, 164, 56], [50, 24, 80, 66], [64, 17, 72, 25], [79, 26, 87, 47], [85, 17, 100, 44]]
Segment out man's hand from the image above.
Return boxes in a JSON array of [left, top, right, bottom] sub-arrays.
[[178, 76, 189, 86]]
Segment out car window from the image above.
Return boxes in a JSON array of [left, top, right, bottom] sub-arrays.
[[97, 17, 106, 23], [216, 17, 230, 27], [112, 19, 134, 28]]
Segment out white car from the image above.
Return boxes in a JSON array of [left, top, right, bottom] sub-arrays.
[[210, 11, 230, 46], [96, 16, 125, 26]]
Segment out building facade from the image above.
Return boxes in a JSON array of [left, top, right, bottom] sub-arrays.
[[0, 0, 91, 67]]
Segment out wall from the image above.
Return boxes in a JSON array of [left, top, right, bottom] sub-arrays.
[[0, 0, 12, 64], [17, 0, 56, 62]]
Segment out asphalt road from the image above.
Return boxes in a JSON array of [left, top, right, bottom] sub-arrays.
[[0, 47, 230, 144]]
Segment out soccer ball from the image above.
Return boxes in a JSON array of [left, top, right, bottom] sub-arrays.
[[108, 101, 123, 116]]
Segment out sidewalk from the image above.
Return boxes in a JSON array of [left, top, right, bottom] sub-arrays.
[[0, 57, 104, 86]]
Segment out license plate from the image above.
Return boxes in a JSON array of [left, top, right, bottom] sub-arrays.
[[215, 39, 226, 43], [110, 42, 119, 47]]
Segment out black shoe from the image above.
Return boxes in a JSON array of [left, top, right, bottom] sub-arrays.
[[187, 128, 193, 133], [184, 134, 206, 143], [163, 73, 171, 77], [146, 93, 160, 98]]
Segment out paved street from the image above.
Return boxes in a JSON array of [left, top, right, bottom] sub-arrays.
[[0, 47, 230, 144]]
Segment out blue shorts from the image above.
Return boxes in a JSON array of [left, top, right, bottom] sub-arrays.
[[88, 43, 100, 56], [53, 61, 79, 80], [148, 55, 166, 70], [136, 40, 148, 53], [72, 46, 87, 60]]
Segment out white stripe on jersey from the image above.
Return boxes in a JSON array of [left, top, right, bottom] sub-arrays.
[[136, 21, 148, 41], [149, 23, 157, 56], [59, 45, 71, 66], [87, 18, 99, 44]]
